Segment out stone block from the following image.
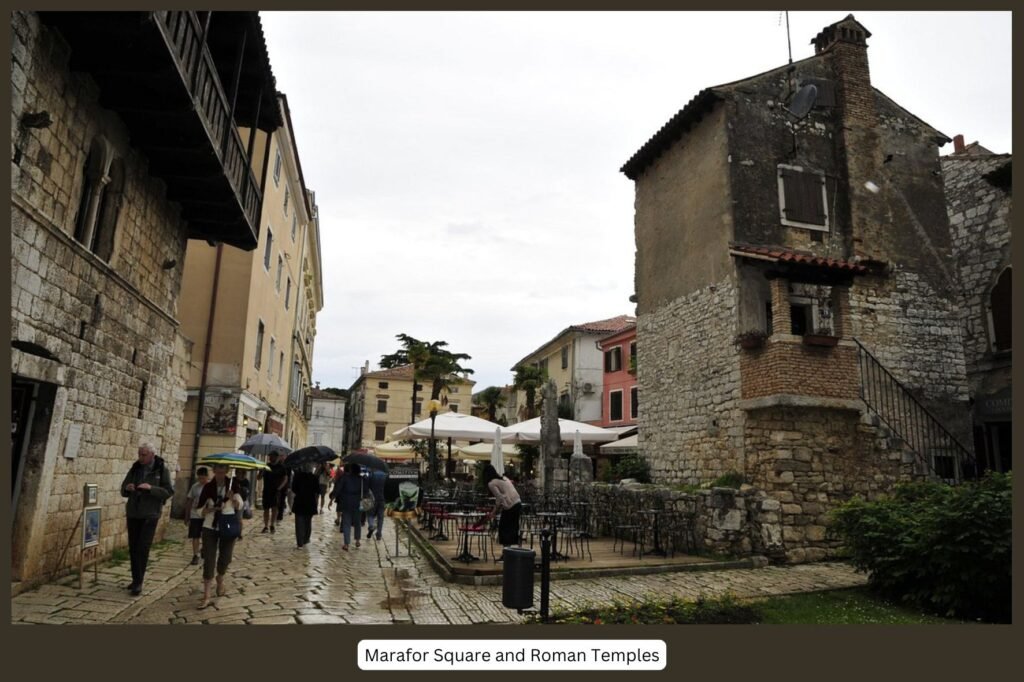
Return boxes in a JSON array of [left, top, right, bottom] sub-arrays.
[[781, 503, 803, 515], [805, 525, 827, 542], [784, 548, 807, 564], [804, 548, 828, 562]]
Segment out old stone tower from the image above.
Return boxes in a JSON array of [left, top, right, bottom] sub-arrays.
[[622, 16, 975, 562]]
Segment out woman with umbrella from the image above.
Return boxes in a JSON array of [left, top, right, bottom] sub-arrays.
[[197, 463, 244, 608], [333, 462, 364, 551]]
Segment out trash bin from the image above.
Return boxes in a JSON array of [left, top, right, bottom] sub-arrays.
[[502, 547, 535, 610]]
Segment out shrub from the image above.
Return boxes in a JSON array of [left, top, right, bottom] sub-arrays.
[[710, 471, 744, 489], [829, 472, 1011, 622], [603, 453, 651, 483]]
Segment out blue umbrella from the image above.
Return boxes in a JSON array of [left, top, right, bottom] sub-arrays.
[[197, 452, 270, 471]]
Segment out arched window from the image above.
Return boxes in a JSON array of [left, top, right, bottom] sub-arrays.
[[73, 137, 121, 262], [990, 267, 1012, 351]]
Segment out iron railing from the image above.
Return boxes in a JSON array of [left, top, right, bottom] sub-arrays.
[[854, 338, 976, 483]]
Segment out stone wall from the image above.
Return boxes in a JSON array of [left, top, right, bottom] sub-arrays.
[[11, 12, 192, 586], [637, 277, 743, 486]]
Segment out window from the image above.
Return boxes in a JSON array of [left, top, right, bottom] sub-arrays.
[[264, 228, 273, 270], [273, 149, 282, 185], [561, 345, 569, 369], [377, 399, 387, 413], [609, 390, 623, 422], [450, 386, 459, 393], [766, 301, 774, 335], [285, 277, 292, 309], [629, 341, 637, 371], [414, 401, 422, 416], [604, 347, 622, 372], [378, 381, 389, 389], [414, 383, 424, 392], [990, 267, 1012, 351], [631, 386, 639, 420], [278, 352, 285, 386], [276, 255, 283, 291], [283, 187, 290, 215], [254, 320, 265, 369], [536, 358, 548, 374], [313, 431, 323, 445], [268, 338, 276, 380], [73, 137, 123, 262], [450, 404, 459, 413], [291, 215, 297, 241], [374, 425, 386, 441], [790, 303, 811, 336], [558, 392, 571, 414], [778, 164, 829, 231]]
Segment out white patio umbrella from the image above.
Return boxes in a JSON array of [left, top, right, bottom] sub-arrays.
[[391, 411, 515, 441], [599, 432, 639, 454], [455, 442, 521, 461], [502, 417, 618, 443], [490, 427, 505, 476]]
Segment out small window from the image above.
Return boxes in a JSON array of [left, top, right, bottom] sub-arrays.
[[291, 215, 297, 241], [561, 345, 569, 369], [630, 386, 638, 420], [450, 404, 459, 413], [268, 338, 276, 380], [254, 320, 265, 369], [273, 150, 282, 185], [285, 277, 292, 309], [778, 164, 829, 231], [276, 255, 283, 291], [790, 304, 811, 336], [377, 399, 387, 413], [414, 401, 422, 416], [374, 424, 386, 441], [378, 381, 389, 389], [990, 267, 1012, 351], [629, 342, 637, 372], [450, 386, 459, 393], [283, 187, 290, 215], [74, 137, 122, 262], [604, 347, 622, 372], [609, 390, 623, 422], [264, 228, 273, 270], [278, 352, 284, 386], [414, 383, 424, 392]]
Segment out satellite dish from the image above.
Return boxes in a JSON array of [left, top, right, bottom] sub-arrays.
[[786, 84, 818, 119]]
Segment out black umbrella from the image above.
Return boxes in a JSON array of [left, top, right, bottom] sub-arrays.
[[284, 445, 337, 469], [343, 452, 389, 473]]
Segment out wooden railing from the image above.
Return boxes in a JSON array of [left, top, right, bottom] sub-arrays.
[[152, 11, 262, 231]]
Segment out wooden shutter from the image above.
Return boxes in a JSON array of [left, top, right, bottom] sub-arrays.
[[781, 167, 826, 226]]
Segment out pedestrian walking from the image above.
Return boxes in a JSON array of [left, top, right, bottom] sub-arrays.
[[333, 462, 363, 550], [291, 463, 319, 548], [197, 464, 243, 608], [318, 463, 333, 512], [120, 442, 175, 596], [365, 467, 388, 541], [258, 451, 288, 534], [184, 466, 210, 565], [483, 464, 522, 546]]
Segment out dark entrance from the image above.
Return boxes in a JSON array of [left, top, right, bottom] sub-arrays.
[[11, 379, 38, 508], [986, 421, 1012, 473]]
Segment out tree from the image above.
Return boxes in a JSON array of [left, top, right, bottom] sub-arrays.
[[512, 365, 547, 420], [473, 386, 505, 422], [380, 333, 433, 425]]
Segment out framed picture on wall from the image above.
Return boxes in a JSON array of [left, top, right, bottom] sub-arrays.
[[83, 506, 101, 548]]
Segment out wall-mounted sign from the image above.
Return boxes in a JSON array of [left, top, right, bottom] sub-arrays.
[[83, 483, 98, 506], [978, 387, 1012, 419], [202, 392, 239, 435], [63, 423, 82, 459]]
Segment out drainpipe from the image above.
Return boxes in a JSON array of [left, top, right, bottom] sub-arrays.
[[189, 243, 224, 496]]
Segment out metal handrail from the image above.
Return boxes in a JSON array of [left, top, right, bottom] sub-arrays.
[[853, 337, 976, 482]]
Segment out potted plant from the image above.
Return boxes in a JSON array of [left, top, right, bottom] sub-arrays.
[[734, 329, 768, 350], [803, 327, 839, 347]]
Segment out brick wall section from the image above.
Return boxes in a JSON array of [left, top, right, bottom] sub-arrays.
[[637, 278, 743, 486], [740, 340, 859, 401], [11, 12, 192, 585]]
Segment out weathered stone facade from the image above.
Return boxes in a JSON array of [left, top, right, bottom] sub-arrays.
[[624, 16, 977, 562], [10, 12, 195, 586]]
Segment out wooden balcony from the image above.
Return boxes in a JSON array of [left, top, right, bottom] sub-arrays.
[[38, 11, 280, 250]]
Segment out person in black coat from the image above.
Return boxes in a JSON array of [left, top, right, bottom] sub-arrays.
[[290, 463, 320, 548]]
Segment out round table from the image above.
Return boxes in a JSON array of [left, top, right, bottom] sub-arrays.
[[448, 511, 487, 563], [535, 511, 574, 561]]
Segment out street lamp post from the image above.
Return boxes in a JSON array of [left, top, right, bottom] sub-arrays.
[[427, 399, 442, 488]]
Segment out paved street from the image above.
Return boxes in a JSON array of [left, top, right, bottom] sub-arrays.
[[12, 513, 866, 624]]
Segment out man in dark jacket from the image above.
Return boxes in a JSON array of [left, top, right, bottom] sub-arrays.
[[120, 442, 174, 596], [365, 468, 388, 541]]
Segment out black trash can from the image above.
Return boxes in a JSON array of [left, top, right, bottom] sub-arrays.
[[502, 547, 535, 610]]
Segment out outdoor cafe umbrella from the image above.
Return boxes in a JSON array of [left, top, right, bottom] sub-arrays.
[[343, 452, 389, 473], [502, 417, 618, 443], [284, 445, 336, 469], [239, 433, 291, 457], [454, 442, 520, 461], [391, 411, 515, 442], [490, 427, 505, 476]]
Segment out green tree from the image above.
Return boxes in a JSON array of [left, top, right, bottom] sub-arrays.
[[512, 365, 547, 420], [380, 333, 433, 425], [473, 386, 505, 422]]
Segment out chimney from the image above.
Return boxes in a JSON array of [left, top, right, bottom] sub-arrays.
[[361, 361, 369, 376], [953, 134, 965, 153], [814, 15, 889, 262]]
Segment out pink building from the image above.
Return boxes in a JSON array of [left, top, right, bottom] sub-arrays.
[[596, 324, 637, 427]]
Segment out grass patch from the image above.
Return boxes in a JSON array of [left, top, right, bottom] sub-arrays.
[[109, 548, 129, 565], [529, 589, 966, 624]]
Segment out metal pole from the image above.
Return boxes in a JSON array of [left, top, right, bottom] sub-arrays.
[[429, 410, 437, 488], [540, 528, 551, 623]]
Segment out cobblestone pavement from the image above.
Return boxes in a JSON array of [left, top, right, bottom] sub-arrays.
[[12, 513, 867, 624]]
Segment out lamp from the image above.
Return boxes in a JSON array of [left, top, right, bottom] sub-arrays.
[[427, 399, 443, 487]]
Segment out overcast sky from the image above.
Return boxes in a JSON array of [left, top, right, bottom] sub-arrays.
[[259, 11, 1012, 394]]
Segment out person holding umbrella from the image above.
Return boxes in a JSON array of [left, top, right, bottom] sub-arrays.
[[258, 451, 288, 534], [197, 463, 243, 608], [333, 462, 364, 551], [290, 463, 319, 548], [365, 466, 388, 541]]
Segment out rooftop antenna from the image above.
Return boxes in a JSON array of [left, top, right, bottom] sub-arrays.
[[786, 11, 793, 65]]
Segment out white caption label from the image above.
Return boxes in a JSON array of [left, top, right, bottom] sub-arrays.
[[358, 639, 666, 670]]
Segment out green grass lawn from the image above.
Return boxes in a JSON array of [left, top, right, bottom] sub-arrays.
[[753, 588, 961, 624]]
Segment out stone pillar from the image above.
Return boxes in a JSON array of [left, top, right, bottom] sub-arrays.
[[835, 285, 853, 338], [570, 453, 593, 485], [539, 380, 560, 496], [769, 277, 791, 336]]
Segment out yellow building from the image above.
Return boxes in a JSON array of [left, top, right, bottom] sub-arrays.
[[174, 94, 323, 514], [346, 364, 475, 451]]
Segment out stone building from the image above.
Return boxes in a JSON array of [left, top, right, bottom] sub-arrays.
[[942, 135, 1012, 474], [10, 11, 279, 588], [622, 15, 976, 562], [174, 94, 323, 516]]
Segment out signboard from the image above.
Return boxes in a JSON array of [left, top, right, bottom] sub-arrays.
[[82, 506, 101, 548], [83, 483, 98, 506], [266, 417, 284, 436], [202, 392, 239, 435], [63, 423, 82, 459], [388, 465, 420, 480], [978, 387, 1011, 419]]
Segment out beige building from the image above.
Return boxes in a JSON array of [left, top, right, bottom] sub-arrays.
[[346, 364, 475, 451], [512, 316, 636, 423], [10, 11, 279, 588], [175, 94, 323, 514]]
